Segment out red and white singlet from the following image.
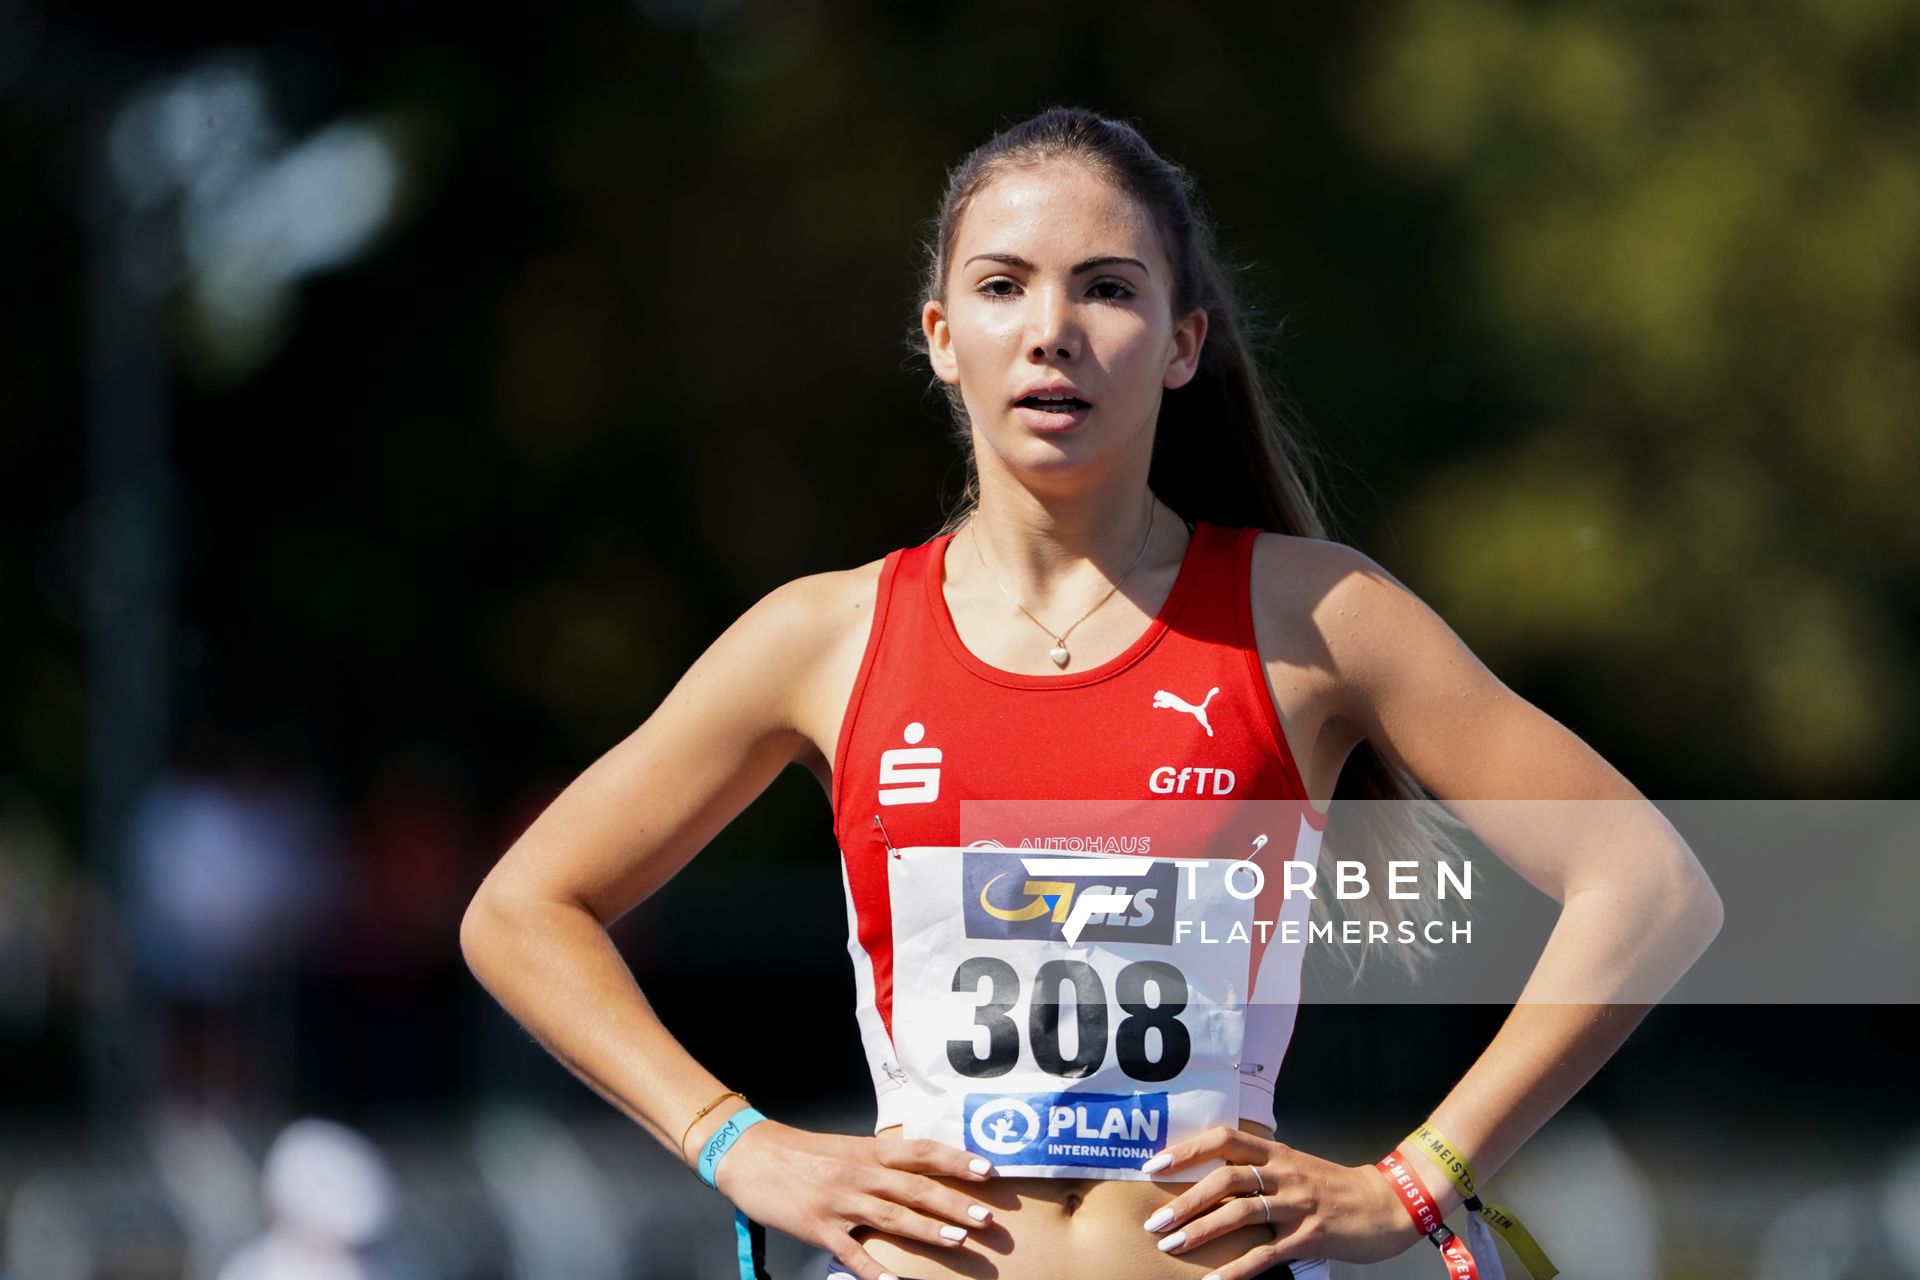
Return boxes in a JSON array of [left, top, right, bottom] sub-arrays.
[[830, 519, 1330, 1136]]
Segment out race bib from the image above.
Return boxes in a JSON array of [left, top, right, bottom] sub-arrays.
[[887, 843, 1257, 1181]]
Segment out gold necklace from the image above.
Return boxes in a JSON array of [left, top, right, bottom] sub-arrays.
[[966, 499, 1157, 669]]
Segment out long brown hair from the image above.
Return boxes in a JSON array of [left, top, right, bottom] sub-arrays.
[[906, 106, 1472, 984]]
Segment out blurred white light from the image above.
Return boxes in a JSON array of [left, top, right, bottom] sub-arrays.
[[180, 119, 399, 369], [104, 53, 402, 372], [261, 1118, 397, 1247], [109, 59, 274, 208], [1487, 1110, 1659, 1279], [1881, 1145, 1920, 1275], [1752, 1186, 1864, 1280], [184, 121, 398, 286], [196, 122, 397, 282]]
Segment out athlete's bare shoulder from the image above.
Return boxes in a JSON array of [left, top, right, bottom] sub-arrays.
[[1247, 530, 1419, 688], [1245, 530, 1444, 803], [1249, 528, 1526, 768], [1262, 523, 1432, 613]]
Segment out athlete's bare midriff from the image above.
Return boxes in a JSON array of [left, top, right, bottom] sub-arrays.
[[786, 533, 1357, 1277], [863, 1120, 1284, 1280]]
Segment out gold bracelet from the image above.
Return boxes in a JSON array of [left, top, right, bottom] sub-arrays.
[[678, 1089, 748, 1165]]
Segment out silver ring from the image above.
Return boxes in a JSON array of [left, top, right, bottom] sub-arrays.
[[1261, 1194, 1273, 1224], [1251, 1165, 1266, 1195]]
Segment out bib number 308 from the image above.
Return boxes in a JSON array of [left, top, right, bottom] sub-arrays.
[[947, 957, 1191, 1083]]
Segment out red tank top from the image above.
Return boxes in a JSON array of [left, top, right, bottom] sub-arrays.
[[829, 519, 1326, 1128]]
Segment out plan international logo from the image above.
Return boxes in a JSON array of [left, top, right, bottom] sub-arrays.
[[961, 851, 1177, 945], [963, 1091, 1169, 1169]]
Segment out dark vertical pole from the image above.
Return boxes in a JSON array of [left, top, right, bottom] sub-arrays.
[[83, 91, 177, 1134]]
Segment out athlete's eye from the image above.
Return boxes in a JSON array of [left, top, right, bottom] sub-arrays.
[[975, 277, 1135, 303]]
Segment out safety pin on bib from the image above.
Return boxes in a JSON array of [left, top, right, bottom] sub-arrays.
[[872, 814, 901, 859], [1235, 836, 1270, 1080]]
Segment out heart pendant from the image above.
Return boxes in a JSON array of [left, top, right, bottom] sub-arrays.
[[1049, 646, 1070, 668]]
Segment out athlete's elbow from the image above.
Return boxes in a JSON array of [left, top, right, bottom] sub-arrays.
[[460, 871, 601, 982], [460, 881, 530, 983], [459, 886, 500, 979], [1686, 878, 1725, 947], [1651, 860, 1724, 960]]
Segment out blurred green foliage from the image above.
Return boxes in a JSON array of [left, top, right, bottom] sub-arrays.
[[1348, 0, 1920, 788]]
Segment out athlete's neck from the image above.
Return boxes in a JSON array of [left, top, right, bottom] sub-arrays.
[[959, 492, 1184, 606]]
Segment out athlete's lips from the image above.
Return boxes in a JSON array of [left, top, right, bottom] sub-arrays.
[[1012, 380, 1092, 407], [1013, 381, 1092, 432], [1014, 400, 1091, 432]]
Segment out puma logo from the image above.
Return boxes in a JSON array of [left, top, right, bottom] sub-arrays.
[[1152, 686, 1220, 737]]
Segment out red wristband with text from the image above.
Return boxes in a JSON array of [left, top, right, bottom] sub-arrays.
[[1375, 1151, 1481, 1280]]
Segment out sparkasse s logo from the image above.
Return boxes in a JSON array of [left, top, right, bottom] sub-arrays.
[[879, 721, 940, 805]]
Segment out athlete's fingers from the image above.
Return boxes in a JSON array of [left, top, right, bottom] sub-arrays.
[[1151, 1192, 1297, 1256], [875, 1170, 994, 1229], [872, 1136, 995, 1181], [1191, 1237, 1309, 1280], [853, 1194, 974, 1249], [1140, 1125, 1272, 1175], [822, 1233, 901, 1280], [1141, 1162, 1261, 1233]]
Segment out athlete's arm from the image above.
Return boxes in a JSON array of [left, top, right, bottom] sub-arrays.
[[1313, 540, 1722, 1195], [461, 574, 821, 1136], [459, 572, 993, 1280], [1144, 542, 1723, 1277]]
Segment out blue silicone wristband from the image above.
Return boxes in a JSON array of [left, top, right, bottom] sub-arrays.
[[696, 1105, 767, 1189]]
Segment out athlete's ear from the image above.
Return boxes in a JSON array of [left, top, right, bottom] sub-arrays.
[[924, 298, 961, 386], [1162, 306, 1208, 391]]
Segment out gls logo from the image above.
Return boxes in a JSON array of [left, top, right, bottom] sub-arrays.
[[962, 851, 1176, 945], [879, 721, 940, 806]]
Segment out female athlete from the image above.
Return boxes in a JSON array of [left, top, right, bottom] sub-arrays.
[[460, 107, 1724, 1280]]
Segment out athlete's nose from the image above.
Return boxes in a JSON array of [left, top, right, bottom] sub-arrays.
[[1027, 283, 1081, 361]]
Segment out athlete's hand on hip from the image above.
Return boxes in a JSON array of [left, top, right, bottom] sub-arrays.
[[1139, 1126, 1419, 1278], [712, 1119, 996, 1280]]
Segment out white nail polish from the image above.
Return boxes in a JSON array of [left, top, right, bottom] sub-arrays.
[[1157, 1230, 1186, 1253], [968, 1157, 992, 1175], [967, 1205, 990, 1223], [1141, 1152, 1172, 1173], [1143, 1207, 1174, 1232], [879, 1274, 898, 1280], [940, 1225, 968, 1243]]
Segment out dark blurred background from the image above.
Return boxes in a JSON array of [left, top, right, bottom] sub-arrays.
[[3, 2, 1918, 1277]]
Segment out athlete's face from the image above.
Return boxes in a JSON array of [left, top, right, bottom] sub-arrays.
[[923, 163, 1206, 482]]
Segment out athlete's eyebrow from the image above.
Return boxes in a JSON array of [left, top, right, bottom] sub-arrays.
[[963, 252, 1151, 277]]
